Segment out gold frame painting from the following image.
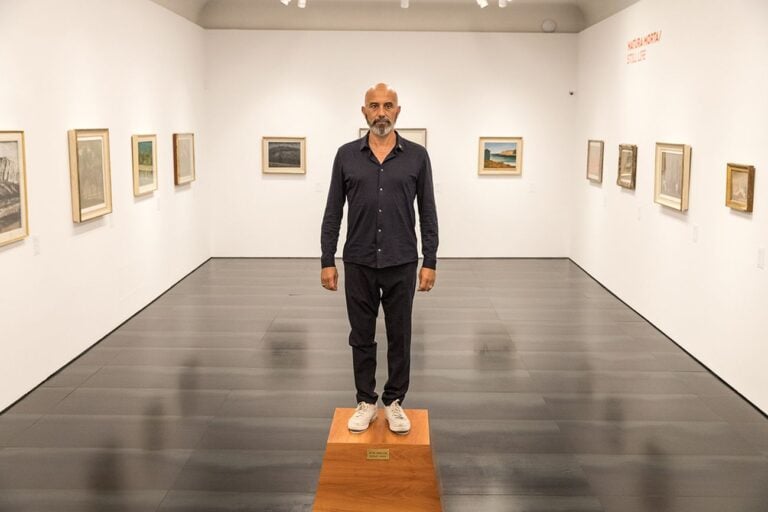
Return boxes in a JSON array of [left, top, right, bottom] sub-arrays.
[[586, 139, 604, 183], [654, 142, 692, 211], [725, 163, 755, 212], [617, 144, 637, 189], [478, 137, 523, 176], [131, 134, 158, 196], [68, 129, 112, 223], [0, 131, 29, 247], [173, 133, 196, 185], [358, 128, 427, 148], [262, 137, 306, 174]]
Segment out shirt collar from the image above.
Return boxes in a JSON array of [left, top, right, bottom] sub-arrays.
[[359, 131, 405, 152]]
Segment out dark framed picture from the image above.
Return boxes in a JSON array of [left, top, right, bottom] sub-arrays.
[[725, 163, 755, 212], [617, 144, 637, 189]]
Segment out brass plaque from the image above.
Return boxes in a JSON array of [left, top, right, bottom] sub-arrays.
[[366, 448, 390, 461]]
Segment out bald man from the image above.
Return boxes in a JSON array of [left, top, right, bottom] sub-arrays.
[[320, 83, 439, 435]]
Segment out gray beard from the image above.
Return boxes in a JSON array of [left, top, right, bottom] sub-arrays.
[[370, 120, 394, 137]]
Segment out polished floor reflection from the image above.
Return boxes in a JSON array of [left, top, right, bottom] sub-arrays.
[[1, 258, 767, 511]]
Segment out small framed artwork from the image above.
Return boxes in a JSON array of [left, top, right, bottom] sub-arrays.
[[725, 163, 755, 212], [173, 133, 196, 185], [617, 144, 637, 189], [262, 137, 306, 174], [654, 142, 692, 211], [586, 139, 604, 183], [131, 134, 158, 196], [0, 131, 29, 247], [68, 129, 112, 223], [478, 137, 523, 176], [359, 128, 427, 147]]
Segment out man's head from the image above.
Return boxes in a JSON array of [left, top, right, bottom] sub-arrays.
[[362, 83, 401, 137]]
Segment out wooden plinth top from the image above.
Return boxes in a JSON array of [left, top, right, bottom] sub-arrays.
[[328, 408, 431, 446]]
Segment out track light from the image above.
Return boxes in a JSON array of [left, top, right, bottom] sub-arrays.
[[280, 0, 291, 5], [476, 0, 489, 8], [401, 0, 409, 7], [499, 0, 508, 7], [298, 0, 306, 6]]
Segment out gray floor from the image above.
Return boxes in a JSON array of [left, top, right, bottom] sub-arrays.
[[1, 258, 767, 512]]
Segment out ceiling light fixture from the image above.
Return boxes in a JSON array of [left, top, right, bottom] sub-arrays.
[[401, 0, 409, 8], [477, 0, 489, 8], [499, 0, 508, 7], [280, 0, 291, 5], [298, 0, 306, 6]]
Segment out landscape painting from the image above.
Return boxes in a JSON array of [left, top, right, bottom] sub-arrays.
[[68, 129, 113, 223], [263, 137, 306, 174], [0, 131, 28, 247], [478, 137, 523, 175], [132, 134, 158, 196], [725, 163, 755, 212], [174, 133, 195, 185], [654, 142, 691, 211]]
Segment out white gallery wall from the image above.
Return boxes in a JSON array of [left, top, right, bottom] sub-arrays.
[[571, 0, 768, 412], [204, 30, 577, 259], [0, 0, 210, 411]]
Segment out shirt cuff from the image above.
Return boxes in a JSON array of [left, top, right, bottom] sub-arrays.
[[321, 256, 336, 268], [422, 257, 437, 270]]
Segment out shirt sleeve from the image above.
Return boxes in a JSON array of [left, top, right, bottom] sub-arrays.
[[320, 149, 345, 268], [416, 151, 439, 269]]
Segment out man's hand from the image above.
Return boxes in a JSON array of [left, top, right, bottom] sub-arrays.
[[418, 268, 436, 292], [321, 267, 339, 291]]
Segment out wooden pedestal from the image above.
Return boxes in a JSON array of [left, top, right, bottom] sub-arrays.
[[313, 408, 442, 512]]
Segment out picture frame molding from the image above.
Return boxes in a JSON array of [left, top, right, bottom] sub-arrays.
[[131, 134, 158, 196], [0, 130, 29, 247], [654, 142, 692, 211], [478, 136, 523, 176], [725, 162, 755, 212], [262, 136, 307, 174], [68, 128, 113, 223]]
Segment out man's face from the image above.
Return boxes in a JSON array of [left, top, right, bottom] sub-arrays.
[[362, 87, 400, 137]]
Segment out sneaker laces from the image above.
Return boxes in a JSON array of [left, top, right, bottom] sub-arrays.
[[353, 402, 370, 418], [389, 400, 405, 420]]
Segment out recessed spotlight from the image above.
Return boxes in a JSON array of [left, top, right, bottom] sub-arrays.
[[477, 0, 489, 8], [280, 0, 291, 5], [298, 0, 306, 6], [401, 0, 409, 7], [541, 19, 557, 32], [499, 0, 508, 7]]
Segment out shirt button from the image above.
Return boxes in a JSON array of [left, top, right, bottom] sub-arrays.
[[377, 248, 381, 252], [379, 187, 383, 191], [378, 209, 382, 213], [378, 229, 382, 232], [379, 168, 383, 172]]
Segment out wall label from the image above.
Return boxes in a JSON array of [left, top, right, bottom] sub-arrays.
[[627, 30, 662, 64]]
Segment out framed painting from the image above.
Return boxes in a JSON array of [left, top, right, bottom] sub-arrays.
[[359, 128, 427, 148], [262, 137, 306, 174], [68, 129, 112, 223], [0, 131, 29, 247], [654, 142, 692, 211], [173, 133, 195, 185], [586, 139, 604, 183], [478, 137, 523, 176], [617, 144, 637, 189], [725, 163, 755, 212], [131, 134, 158, 196]]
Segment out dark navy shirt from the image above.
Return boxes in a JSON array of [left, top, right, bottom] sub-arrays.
[[321, 132, 439, 269]]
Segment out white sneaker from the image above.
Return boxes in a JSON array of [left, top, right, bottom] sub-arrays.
[[384, 399, 410, 435], [347, 402, 377, 433]]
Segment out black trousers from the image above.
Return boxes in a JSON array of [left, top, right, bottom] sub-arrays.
[[344, 261, 418, 406]]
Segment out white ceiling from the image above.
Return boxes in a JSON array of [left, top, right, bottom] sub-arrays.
[[150, 0, 640, 32]]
